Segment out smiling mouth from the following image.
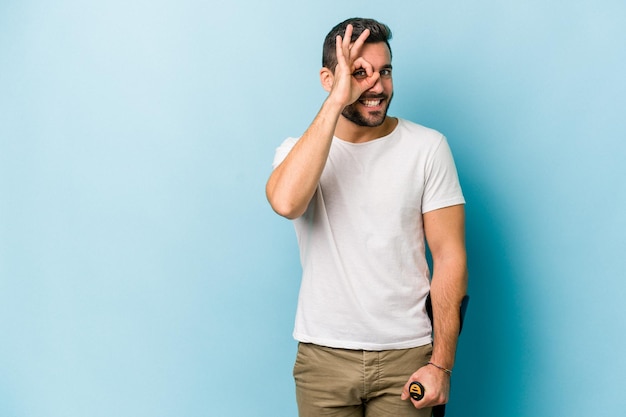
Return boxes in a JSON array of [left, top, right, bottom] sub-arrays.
[[359, 98, 383, 107]]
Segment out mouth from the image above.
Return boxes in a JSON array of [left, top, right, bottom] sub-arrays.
[[359, 100, 382, 107], [359, 98, 383, 108]]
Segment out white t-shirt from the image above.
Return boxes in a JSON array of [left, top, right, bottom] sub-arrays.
[[272, 118, 465, 351]]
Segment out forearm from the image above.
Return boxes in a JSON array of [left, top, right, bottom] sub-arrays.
[[267, 25, 381, 219], [266, 97, 344, 219], [401, 253, 466, 407], [429, 255, 468, 370]]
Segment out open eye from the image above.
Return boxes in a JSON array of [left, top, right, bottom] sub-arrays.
[[380, 68, 392, 78], [352, 69, 367, 79]]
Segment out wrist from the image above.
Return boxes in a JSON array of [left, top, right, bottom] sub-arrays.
[[427, 361, 453, 376], [324, 94, 348, 112]]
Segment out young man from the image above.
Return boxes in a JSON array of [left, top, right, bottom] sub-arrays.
[[266, 17, 467, 417]]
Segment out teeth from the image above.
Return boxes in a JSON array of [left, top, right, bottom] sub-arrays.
[[362, 100, 381, 107]]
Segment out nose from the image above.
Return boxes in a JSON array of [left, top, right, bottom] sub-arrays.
[[367, 76, 384, 94]]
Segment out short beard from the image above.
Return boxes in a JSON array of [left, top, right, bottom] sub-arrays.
[[341, 93, 393, 127]]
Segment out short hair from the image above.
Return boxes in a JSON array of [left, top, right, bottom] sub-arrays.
[[322, 17, 393, 70]]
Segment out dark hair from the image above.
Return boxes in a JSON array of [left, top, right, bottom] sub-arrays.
[[322, 17, 393, 70]]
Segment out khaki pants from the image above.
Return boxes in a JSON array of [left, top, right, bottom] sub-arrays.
[[293, 343, 433, 417]]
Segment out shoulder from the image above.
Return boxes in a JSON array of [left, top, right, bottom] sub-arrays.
[[278, 136, 299, 148], [395, 118, 446, 146], [272, 136, 300, 168], [274, 136, 301, 153]]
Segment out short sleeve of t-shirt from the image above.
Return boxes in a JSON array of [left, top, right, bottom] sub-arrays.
[[272, 137, 298, 169], [421, 136, 465, 213]]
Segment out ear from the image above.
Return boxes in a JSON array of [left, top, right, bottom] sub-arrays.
[[319, 67, 334, 92]]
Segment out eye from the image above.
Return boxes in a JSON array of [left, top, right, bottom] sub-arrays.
[[380, 68, 392, 78], [352, 69, 367, 79]]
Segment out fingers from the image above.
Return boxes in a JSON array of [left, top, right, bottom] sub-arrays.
[[335, 24, 371, 69], [400, 380, 411, 400], [341, 23, 353, 56], [330, 24, 377, 105], [402, 381, 449, 410], [353, 57, 375, 78], [334, 24, 352, 71], [401, 366, 450, 409], [350, 26, 371, 56]]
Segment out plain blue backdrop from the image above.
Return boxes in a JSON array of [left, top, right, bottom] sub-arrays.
[[1, 1, 625, 416]]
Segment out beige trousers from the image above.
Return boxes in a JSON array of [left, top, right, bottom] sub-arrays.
[[293, 342, 433, 417]]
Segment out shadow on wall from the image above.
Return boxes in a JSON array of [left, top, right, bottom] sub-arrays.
[[448, 177, 530, 417]]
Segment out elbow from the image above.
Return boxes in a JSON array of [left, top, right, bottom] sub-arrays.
[[266, 186, 305, 220], [269, 200, 304, 219], [275, 208, 302, 220]]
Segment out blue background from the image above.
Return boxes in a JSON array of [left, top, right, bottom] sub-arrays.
[[1, 1, 625, 416]]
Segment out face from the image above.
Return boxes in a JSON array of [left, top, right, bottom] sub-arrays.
[[341, 42, 394, 127]]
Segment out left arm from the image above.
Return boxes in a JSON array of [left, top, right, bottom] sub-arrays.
[[401, 204, 468, 408]]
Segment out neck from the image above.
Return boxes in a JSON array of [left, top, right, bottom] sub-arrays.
[[334, 116, 398, 143]]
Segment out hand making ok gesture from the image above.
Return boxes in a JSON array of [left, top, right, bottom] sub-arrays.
[[324, 24, 381, 108]]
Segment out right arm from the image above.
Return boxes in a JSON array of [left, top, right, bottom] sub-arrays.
[[265, 98, 343, 219], [265, 24, 380, 219]]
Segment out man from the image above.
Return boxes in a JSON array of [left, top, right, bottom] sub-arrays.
[[266, 17, 467, 417]]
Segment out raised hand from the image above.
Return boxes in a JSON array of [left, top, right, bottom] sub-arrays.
[[267, 26, 383, 219], [328, 24, 381, 107]]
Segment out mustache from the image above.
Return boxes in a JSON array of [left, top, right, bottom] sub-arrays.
[[358, 94, 387, 100]]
